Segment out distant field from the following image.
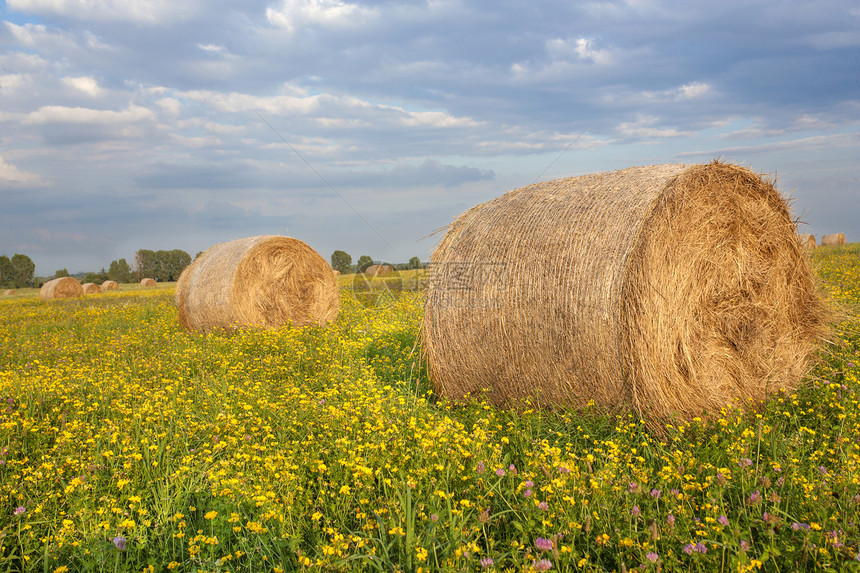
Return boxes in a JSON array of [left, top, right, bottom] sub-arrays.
[[0, 247, 858, 571]]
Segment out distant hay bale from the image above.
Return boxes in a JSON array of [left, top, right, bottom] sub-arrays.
[[102, 280, 119, 290], [81, 282, 102, 294], [175, 235, 339, 332], [797, 234, 816, 249], [2, 290, 16, 296], [423, 161, 829, 424], [40, 277, 84, 301], [821, 233, 846, 246], [333, 270, 341, 277], [140, 278, 157, 287], [365, 264, 395, 276]]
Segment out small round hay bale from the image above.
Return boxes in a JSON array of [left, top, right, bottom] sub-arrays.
[[424, 161, 828, 423], [81, 282, 102, 294], [175, 235, 339, 332], [333, 270, 341, 277], [821, 233, 846, 246], [3, 289, 16, 296], [102, 280, 120, 290], [365, 264, 394, 276], [140, 278, 157, 287], [797, 234, 816, 249], [40, 277, 84, 300]]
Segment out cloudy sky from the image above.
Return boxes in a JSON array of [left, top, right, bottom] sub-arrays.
[[1, 0, 858, 275]]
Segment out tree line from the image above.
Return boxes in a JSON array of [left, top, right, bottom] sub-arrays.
[[0, 249, 193, 288], [330, 251, 423, 274]]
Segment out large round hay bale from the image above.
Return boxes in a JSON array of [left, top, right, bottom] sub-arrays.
[[175, 235, 339, 332], [423, 161, 829, 422], [81, 282, 102, 294], [102, 280, 120, 290], [797, 234, 816, 249], [2, 289, 16, 296], [365, 264, 394, 276], [140, 278, 157, 287], [821, 233, 846, 246], [40, 277, 84, 300]]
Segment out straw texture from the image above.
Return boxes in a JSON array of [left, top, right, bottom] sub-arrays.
[[102, 280, 120, 290], [798, 234, 816, 249], [140, 278, 157, 287], [365, 264, 395, 276], [40, 277, 84, 300], [821, 233, 846, 246], [81, 282, 102, 294], [175, 235, 339, 332], [423, 161, 828, 423]]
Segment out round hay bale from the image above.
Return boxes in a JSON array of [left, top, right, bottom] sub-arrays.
[[821, 233, 846, 246], [365, 264, 394, 276], [797, 234, 816, 249], [175, 235, 339, 332], [81, 282, 102, 294], [333, 270, 341, 277], [40, 277, 84, 301], [102, 280, 120, 290], [140, 278, 157, 287], [423, 161, 829, 423], [2, 289, 16, 296]]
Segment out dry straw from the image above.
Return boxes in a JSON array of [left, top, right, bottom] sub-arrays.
[[797, 234, 816, 249], [423, 161, 829, 423], [2, 290, 16, 296], [175, 235, 339, 332], [81, 282, 102, 294], [140, 278, 157, 287], [821, 233, 846, 246], [40, 277, 84, 300], [365, 264, 395, 276], [102, 280, 120, 290]]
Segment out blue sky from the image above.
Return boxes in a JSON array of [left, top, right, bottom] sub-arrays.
[[1, 0, 857, 275]]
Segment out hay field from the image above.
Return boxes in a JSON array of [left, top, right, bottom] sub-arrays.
[[0, 249, 858, 571]]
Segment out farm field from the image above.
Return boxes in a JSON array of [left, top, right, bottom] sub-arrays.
[[0, 247, 859, 572]]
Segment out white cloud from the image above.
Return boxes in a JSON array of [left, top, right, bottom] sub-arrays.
[[673, 82, 712, 100], [0, 155, 45, 186], [23, 103, 156, 124], [156, 97, 182, 115], [266, 0, 377, 33], [61, 76, 102, 96], [617, 115, 691, 139], [6, 0, 197, 24], [547, 37, 613, 65], [0, 74, 27, 94]]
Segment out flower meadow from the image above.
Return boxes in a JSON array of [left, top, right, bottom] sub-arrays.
[[1, 246, 859, 573]]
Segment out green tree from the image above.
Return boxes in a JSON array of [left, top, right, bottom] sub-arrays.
[[331, 250, 352, 274], [10, 254, 35, 288], [55, 268, 69, 278], [408, 256, 422, 270], [356, 255, 373, 273], [0, 256, 14, 288], [134, 249, 191, 282], [108, 259, 132, 283]]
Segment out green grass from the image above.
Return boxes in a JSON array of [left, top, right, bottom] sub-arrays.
[[0, 249, 858, 572]]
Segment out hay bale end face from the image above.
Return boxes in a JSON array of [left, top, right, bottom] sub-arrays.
[[40, 277, 84, 300], [423, 161, 828, 423], [175, 235, 339, 332], [102, 280, 120, 290], [140, 278, 157, 287], [797, 234, 816, 249], [81, 282, 102, 294], [821, 233, 846, 246], [365, 264, 395, 277]]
